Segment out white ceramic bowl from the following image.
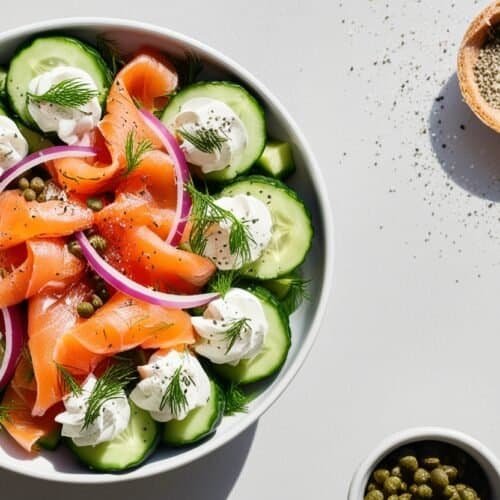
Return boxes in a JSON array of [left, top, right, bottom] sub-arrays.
[[0, 18, 333, 483], [348, 427, 500, 499]]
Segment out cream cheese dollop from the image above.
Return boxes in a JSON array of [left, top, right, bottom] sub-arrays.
[[173, 97, 247, 173], [202, 194, 273, 270], [55, 374, 130, 447], [0, 116, 28, 174], [27, 66, 101, 146], [130, 350, 210, 422], [192, 288, 268, 365]]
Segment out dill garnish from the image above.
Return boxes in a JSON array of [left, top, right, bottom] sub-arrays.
[[223, 383, 251, 416], [178, 126, 227, 154], [96, 35, 124, 77], [208, 270, 240, 297], [159, 365, 195, 415], [28, 78, 99, 109], [124, 130, 154, 174], [281, 277, 310, 315], [55, 363, 82, 397], [221, 317, 250, 354]]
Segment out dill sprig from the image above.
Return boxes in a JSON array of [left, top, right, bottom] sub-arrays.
[[223, 383, 251, 416], [222, 317, 250, 354], [159, 365, 195, 415], [208, 270, 240, 297], [96, 35, 124, 77], [83, 362, 137, 430], [55, 363, 82, 397], [281, 277, 310, 315], [28, 78, 99, 109], [178, 126, 228, 154], [174, 51, 203, 86], [185, 182, 255, 263], [124, 130, 154, 174]]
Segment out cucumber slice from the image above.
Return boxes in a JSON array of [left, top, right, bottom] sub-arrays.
[[161, 81, 266, 183], [38, 427, 61, 451], [7, 36, 111, 127], [0, 67, 7, 101], [213, 286, 291, 384], [220, 175, 313, 280], [67, 401, 159, 472], [0, 103, 52, 152], [263, 271, 309, 315], [256, 141, 295, 179], [162, 379, 224, 447]]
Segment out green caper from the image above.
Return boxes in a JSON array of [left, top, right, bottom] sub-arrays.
[[449, 494, 460, 500], [391, 466, 403, 478], [367, 483, 377, 492], [67, 240, 83, 258], [387, 495, 398, 500], [430, 467, 449, 489], [455, 484, 466, 492], [383, 476, 402, 495], [365, 491, 383, 500], [399, 455, 419, 473], [89, 234, 107, 253], [373, 469, 390, 485], [423, 457, 441, 470], [417, 484, 434, 498], [442, 465, 458, 482], [409, 484, 418, 494], [77, 301, 94, 318], [443, 485, 457, 498], [18, 177, 30, 190], [414, 468, 431, 484], [458, 488, 477, 500], [37, 192, 46, 202], [399, 481, 407, 492], [86, 197, 103, 212], [399, 495, 412, 500], [90, 294, 104, 309], [23, 188, 36, 201], [30, 176, 45, 194], [96, 286, 109, 301]]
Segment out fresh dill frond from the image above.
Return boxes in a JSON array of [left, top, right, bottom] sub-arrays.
[[222, 317, 250, 354], [174, 51, 203, 86], [96, 35, 124, 77], [55, 363, 82, 397], [224, 383, 252, 416], [28, 78, 99, 109], [83, 362, 137, 430], [124, 130, 154, 174], [185, 182, 255, 263], [208, 270, 240, 297], [281, 277, 311, 315], [159, 365, 195, 415], [178, 126, 228, 154]]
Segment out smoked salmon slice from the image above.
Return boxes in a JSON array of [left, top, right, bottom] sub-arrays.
[[0, 239, 84, 308], [0, 190, 93, 250]]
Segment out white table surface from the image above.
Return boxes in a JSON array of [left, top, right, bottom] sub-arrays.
[[1, 0, 498, 498]]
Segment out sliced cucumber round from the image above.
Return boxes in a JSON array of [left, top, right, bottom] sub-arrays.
[[162, 379, 224, 447], [220, 175, 313, 280], [213, 286, 291, 384], [7, 36, 111, 127], [66, 401, 159, 472], [0, 67, 7, 101], [161, 81, 266, 183], [256, 140, 295, 179]]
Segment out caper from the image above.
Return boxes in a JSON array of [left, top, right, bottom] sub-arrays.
[[89, 234, 107, 253], [373, 469, 390, 485], [384, 476, 402, 495], [365, 491, 383, 500], [458, 488, 477, 500], [455, 484, 466, 492], [67, 240, 83, 258], [96, 286, 109, 301], [414, 468, 431, 484], [86, 197, 103, 212], [37, 192, 46, 203], [430, 467, 449, 489], [30, 176, 45, 194], [367, 483, 377, 492], [423, 457, 441, 470], [23, 188, 36, 201], [417, 484, 434, 498], [391, 466, 403, 478], [409, 484, 418, 494], [442, 465, 458, 482], [18, 177, 30, 190], [400, 481, 407, 492], [77, 301, 94, 318], [399, 495, 412, 500], [387, 496, 398, 500], [399, 455, 419, 473], [443, 485, 457, 498], [90, 294, 104, 309], [449, 494, 460, 500]]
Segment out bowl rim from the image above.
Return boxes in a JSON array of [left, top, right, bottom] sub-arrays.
[[0, 17, 335, 483], [348, 426, 500, 499]]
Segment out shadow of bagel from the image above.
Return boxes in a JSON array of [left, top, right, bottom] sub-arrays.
[[0, 421, 258, 500], [429, 73, 500, 202]]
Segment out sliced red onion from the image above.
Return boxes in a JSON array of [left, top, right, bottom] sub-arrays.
[[0, 146, 97, 194], [0, 306, 24, 390], [75, 232, 217, 309], [140, 110, 192, 246]]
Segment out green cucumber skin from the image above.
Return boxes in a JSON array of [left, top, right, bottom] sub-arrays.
[[220, 175, 314, 280], [256, 141, 296, 179], [0, 67, 7, 101], [37, 429, 61, 451], [162, 380, 225, 447], [212, 285, 292, 385]]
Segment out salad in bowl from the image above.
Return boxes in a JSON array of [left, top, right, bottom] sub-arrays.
[[0, 22, 321, 477]]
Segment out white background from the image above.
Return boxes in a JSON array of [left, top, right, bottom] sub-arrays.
[[1, 0, 498, 498]]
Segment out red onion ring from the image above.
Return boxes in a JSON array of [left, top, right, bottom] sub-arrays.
[[0, 306, 24, 390], [75, 232, 218, 309], [139, 110, 192, 247]]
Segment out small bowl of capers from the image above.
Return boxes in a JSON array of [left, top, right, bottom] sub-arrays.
[[348, 427, 500, 499]]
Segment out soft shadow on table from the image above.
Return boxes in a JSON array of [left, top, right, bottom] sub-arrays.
[[428, 73, 500, 202], [0, 422, 257, 500]]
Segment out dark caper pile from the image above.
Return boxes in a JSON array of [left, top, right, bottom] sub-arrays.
[[364, 442, 488, 499]]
